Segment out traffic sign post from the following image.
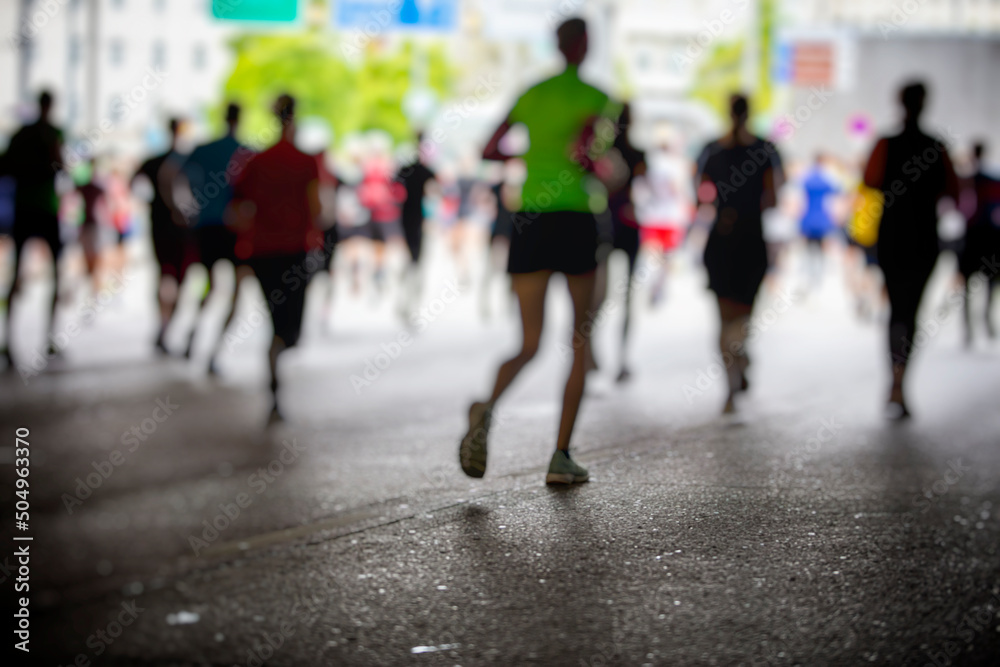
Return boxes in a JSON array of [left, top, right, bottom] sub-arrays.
[[334, 0, 458, 32], [212, 0, 298, 22]]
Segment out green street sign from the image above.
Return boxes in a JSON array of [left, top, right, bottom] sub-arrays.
[[212, 0, 298, 22]]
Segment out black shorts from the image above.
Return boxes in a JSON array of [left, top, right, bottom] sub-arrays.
[[368, 220, 402, 244], [400, 215, 423, 263], [321, 226, 339, 271], [507, 210, 598, 275], [152, 216, 196, 282], [611, 218, 640, 267], [195, 225, 238, 268], [250, 253, 309, 348], [13, 212, 62, 259], [490, 210, 514, 243]]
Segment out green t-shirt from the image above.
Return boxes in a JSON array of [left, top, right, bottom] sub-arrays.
[[508, 66, 618, 214]]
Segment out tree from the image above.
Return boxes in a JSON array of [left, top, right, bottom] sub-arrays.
[[689, 0, 777, 127], [218, 32, 453, 149]]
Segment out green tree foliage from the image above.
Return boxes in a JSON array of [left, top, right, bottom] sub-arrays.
[[218, 32, 453, 149], [690, 39, 745, 123], [690, 0, 776, 126]]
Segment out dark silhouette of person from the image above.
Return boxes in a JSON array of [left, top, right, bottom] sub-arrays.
[[132, 118, 192, 354], [313, 147, 340, 334], [460, 17, 618, 484], [799, 153, 839, 289], [75, 158, 108, 288], [958, 141, 1000, 344], [229, 94, 322, 424], [695, 93, 784, 414], [177, 103, 254, 372], [1, 90, 65, 368], [395, 133, 437, 316], [606, 102, 646, 382], [481, 162, 515, 320], [864, 81, 959, 419]]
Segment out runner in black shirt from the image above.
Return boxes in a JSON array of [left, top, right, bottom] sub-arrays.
[[2, 91, 66, 368]]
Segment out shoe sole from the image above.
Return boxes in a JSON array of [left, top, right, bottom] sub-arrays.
[[459, 404, 489, 478], [545, 473, 589, 485]]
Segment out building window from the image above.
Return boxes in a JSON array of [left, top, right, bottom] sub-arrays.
[[110, 97, 125, 123], [193, 43, 206, 70], [636, 50, 651, 71], [152, 41, 166, 70], [69, 35, 80, 65], [110, 39, 124, 66]]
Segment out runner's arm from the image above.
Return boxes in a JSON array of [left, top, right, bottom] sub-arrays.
[[863, 138, 888, 190], [482, 117, 513, 162]]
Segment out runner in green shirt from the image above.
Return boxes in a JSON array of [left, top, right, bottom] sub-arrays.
[[459, 17, 618, 485]]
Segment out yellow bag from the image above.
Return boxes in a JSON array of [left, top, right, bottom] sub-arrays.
[[848, 184, 883, 248]]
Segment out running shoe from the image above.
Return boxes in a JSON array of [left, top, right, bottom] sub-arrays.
[[885, 399, 911, 421], [545, 449, 589, 484], [459, 401, 492, 478]]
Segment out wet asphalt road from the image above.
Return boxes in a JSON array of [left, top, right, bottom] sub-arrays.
[[2, 244, 1000, 666]]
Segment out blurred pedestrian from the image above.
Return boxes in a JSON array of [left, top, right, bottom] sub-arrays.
[[357, 152, 405, 297], [605, 103, 646, 382], [958, 141, 1000, 345], [844, 167, 885, 320], [177, 103, 254, 373], [1, 91, 66, 368], [73, 158, 109, 291], [460, 17, 618, 484], [132, 118, 193, 355], [480, 161, 516, 321], [799, 153, 839, 290], [229, 94, 322, 424], [634, 139, 691, 308], [313, 148, 340, 334], [395, 133, 437, 321], [863, 81, 959, 419], [695, 93, 784, 414]]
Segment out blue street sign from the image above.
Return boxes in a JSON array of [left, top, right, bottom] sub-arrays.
[[335, 0, 457, 32]]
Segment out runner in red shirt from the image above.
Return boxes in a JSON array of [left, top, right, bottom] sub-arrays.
[[357, 156, 405, 294], [230, 94, 321, 424]]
